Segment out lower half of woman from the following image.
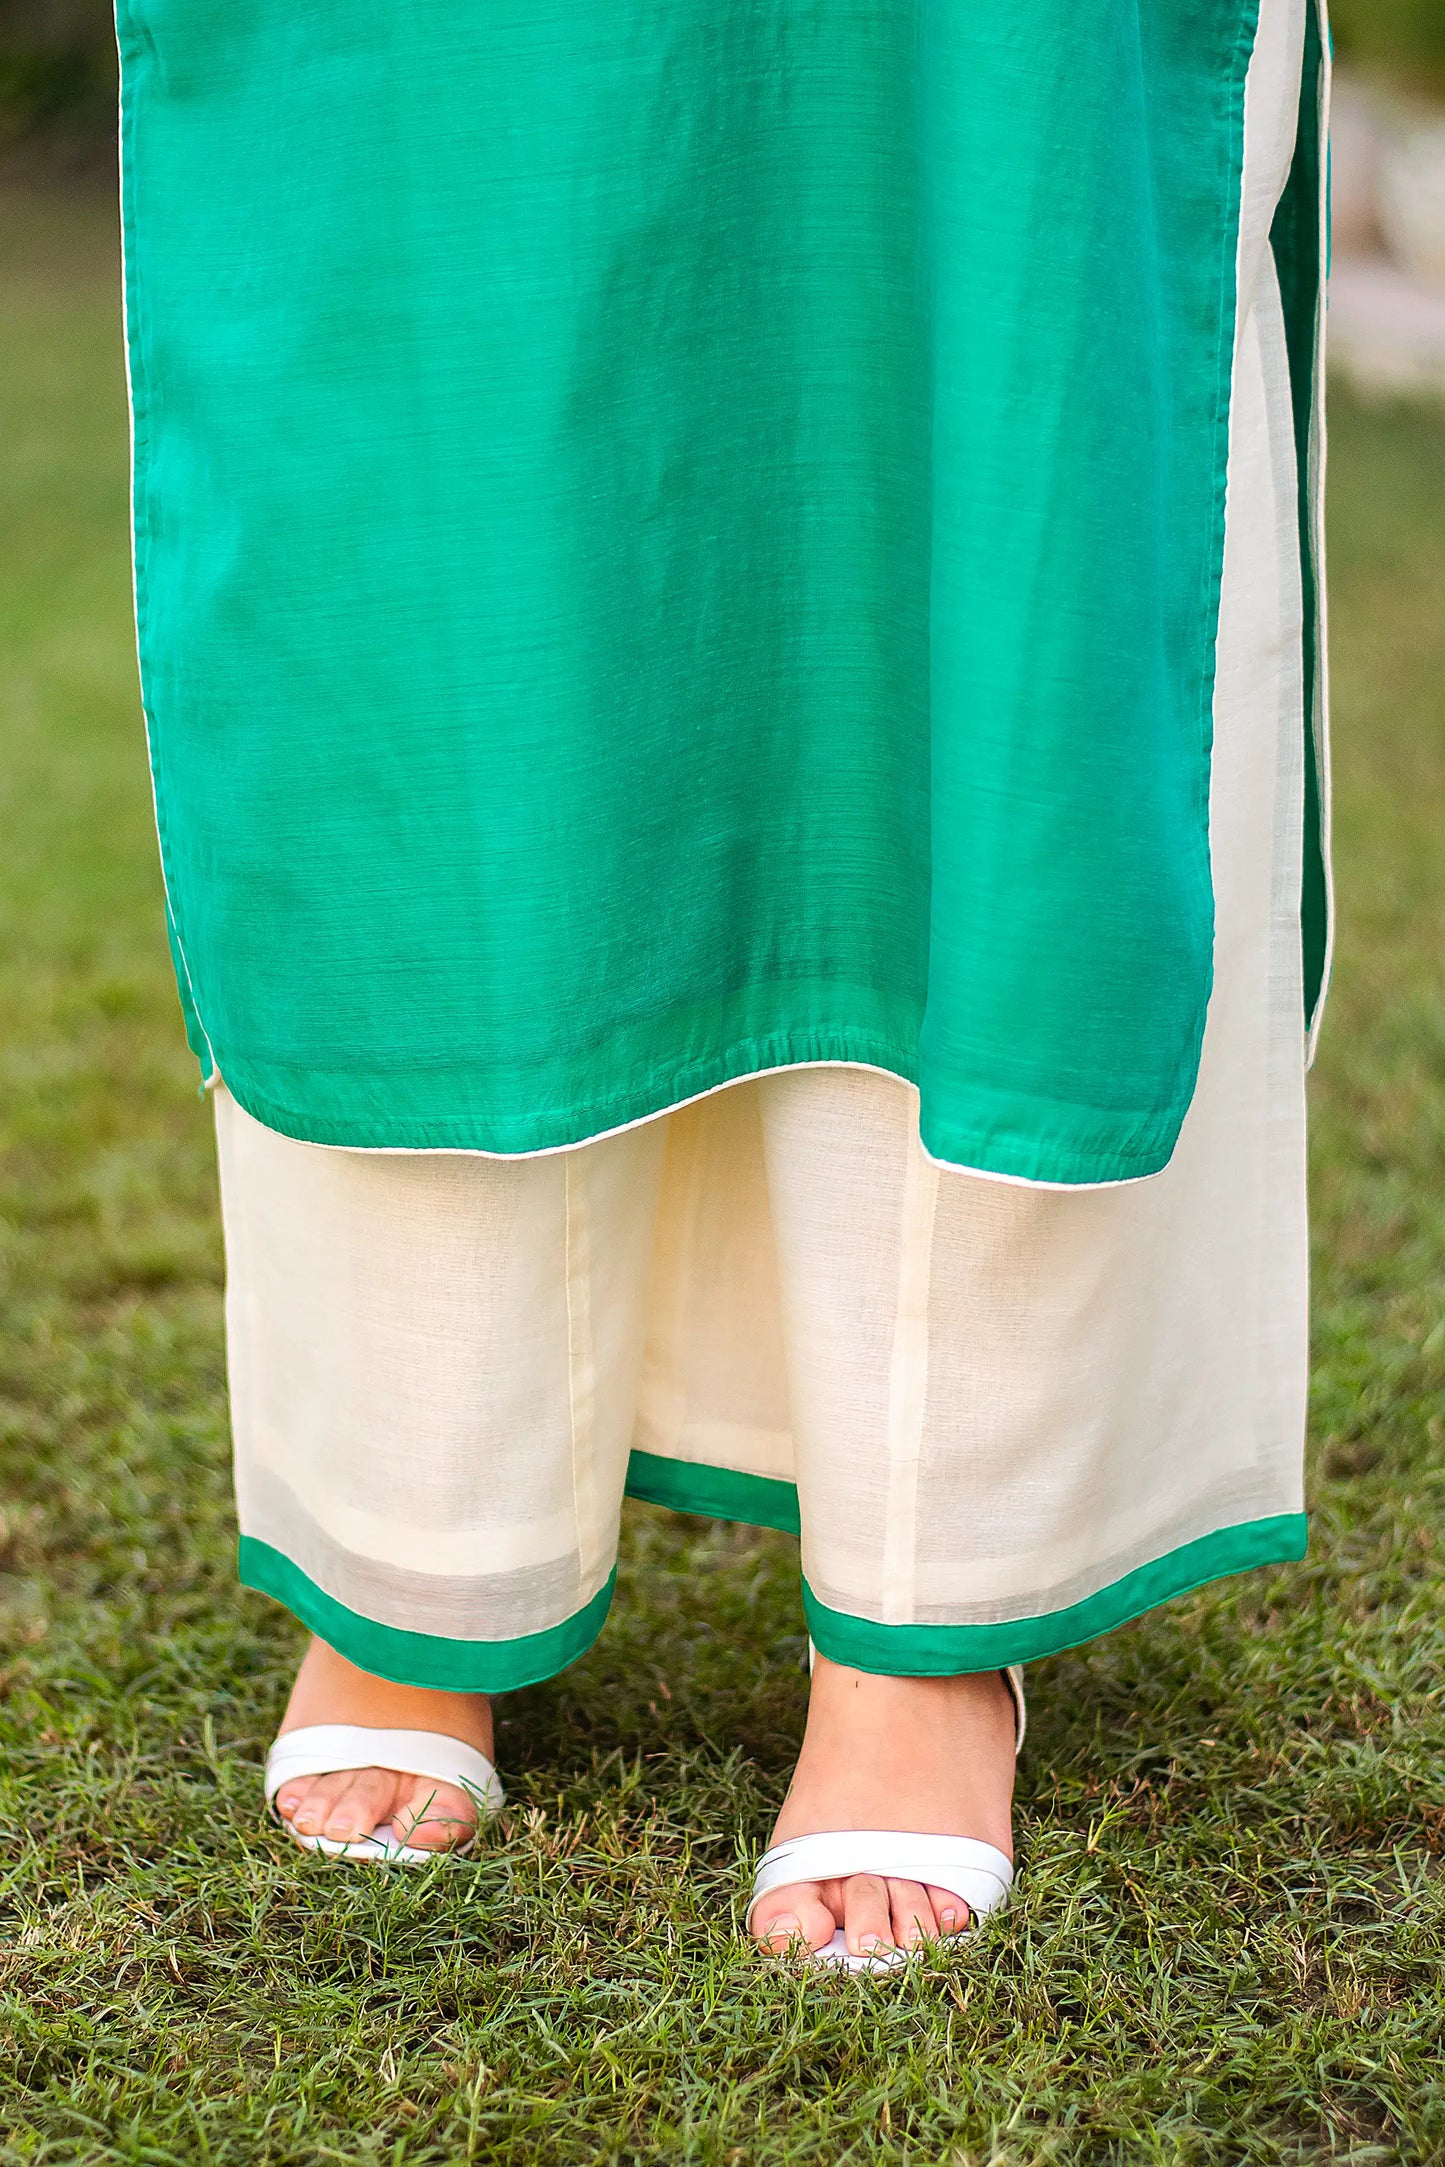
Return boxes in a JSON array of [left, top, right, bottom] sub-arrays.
[[116, 0, 1330, 1963]]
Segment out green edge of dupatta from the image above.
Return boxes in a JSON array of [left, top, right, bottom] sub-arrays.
[[1270, 0, 1331, 1033], [238, 1539, 616, 1692]]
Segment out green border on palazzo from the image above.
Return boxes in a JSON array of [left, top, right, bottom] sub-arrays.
[[625, 1449, 802, 1536], [238, 1538, 616, 1692], [802, 1514, 1309, 1675], [623, 1453, 1305, 1676], [243, 1489, 1307, 1690]]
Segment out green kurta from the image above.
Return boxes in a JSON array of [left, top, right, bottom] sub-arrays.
[[117, 0, 1328, 1184]]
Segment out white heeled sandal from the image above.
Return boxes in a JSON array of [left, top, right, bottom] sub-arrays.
[[747, 1664, 1025, 1972], [264, 1724, 504, 1865]]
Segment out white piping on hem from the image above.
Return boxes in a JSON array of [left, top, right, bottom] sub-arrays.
[[208, 1059, 1167, 1194]]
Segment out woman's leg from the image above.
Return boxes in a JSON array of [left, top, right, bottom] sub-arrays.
[[758, 1660, 1017, 1954], [215, 1085, 666, 1849], [746, 0, 1312, 1956], [748, 1064, 1030, 1954]]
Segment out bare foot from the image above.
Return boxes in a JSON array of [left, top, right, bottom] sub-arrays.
[[751, 1655, 1016, 1959], [272, 1637, 494, 1853]]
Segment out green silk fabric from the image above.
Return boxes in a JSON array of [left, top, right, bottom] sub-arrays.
[[119, 0, 1286, 1182]]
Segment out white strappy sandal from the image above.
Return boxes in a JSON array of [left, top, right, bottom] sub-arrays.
[[747, 1664, 1026, 1973], [264, 1725, 504, 1865]]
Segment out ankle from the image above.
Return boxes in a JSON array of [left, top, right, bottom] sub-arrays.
[[807, 1656, 1014, 1730], [281, 1637, 494, 1756], [770, 1654, 1017, 1855]]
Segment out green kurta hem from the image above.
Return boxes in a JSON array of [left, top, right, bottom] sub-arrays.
[[803, 1515, 1309, 1675], [238, 1539, 616, 1693], [215, 1017, 1190, 1185]]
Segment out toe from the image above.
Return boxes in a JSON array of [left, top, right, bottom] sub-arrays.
[[393, 1778, 477, 1852], [751, 1881, 838, 1956], [927, 1883, 971, 1938], [887, 1880, 938, 1950], [842, 1873, 895, 1958], [286, 1771, 352, 1837], [320, 1767, 397, 1843]]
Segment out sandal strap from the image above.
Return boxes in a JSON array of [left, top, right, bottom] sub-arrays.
[[288, 1827, 465, 1866], [264, 1724, 503, 1813], [747, 1831, 1013, 1933]]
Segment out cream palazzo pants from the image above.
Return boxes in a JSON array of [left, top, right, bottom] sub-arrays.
[[215, 0, 1316, 1690]]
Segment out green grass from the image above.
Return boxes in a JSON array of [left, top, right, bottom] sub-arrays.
[[1, 184, 1443, 2166]]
